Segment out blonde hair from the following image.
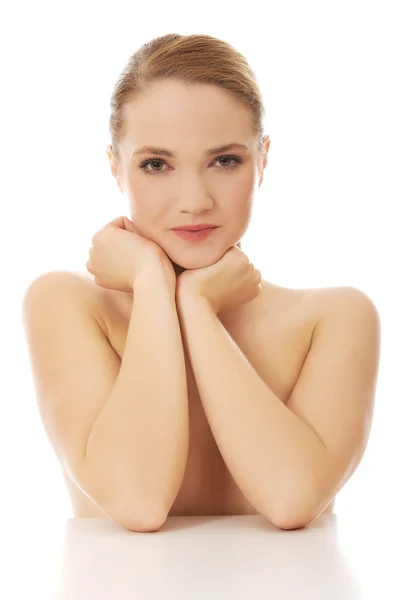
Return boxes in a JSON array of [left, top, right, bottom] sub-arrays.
[[108, 33, 267, 162]]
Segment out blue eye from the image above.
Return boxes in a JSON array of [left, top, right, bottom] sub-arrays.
[[139, 154, 243, 175]]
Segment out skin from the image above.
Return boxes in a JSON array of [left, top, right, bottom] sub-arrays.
[[106, 79, 271, 276]]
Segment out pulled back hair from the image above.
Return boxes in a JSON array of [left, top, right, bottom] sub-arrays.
[[108, 33, 267, 163]]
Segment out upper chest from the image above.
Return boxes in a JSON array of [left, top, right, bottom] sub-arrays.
[[93, 281, 328, 406]]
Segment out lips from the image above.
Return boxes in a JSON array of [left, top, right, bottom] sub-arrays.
[[172, 227, 218, 241], [172, 225, 218, 231]]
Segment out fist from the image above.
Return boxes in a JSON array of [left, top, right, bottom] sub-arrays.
[[177, 244, 262, 315], [86, 216, 173, 292]]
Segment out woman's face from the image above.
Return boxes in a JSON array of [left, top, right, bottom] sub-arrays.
[[108, 80, 269, 271]]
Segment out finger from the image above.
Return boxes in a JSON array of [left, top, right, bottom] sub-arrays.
[[123, 217, 136, 232], [110, 216, 136, 233], [104, 216, 128, 229]]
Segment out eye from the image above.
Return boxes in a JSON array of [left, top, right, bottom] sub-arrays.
[[215, 156, 243, 170], [139, 154, 244, 175], [139, 157, 167, 174]]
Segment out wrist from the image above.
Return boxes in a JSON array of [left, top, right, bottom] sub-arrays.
[[134, 263, 176, 294], [176, 283, 214, 314]]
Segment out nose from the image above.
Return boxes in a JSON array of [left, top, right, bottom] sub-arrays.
[[176, 180, 215, 214]]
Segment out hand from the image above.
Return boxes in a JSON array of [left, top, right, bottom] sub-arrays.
[[177, 244, 262, 315], [86, 216, 175, 292]]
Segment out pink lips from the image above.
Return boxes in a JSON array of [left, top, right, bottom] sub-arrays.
[[172, 227, 218, 242]]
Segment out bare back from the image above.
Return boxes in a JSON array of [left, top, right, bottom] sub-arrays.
[[62, 272, 337, 518]]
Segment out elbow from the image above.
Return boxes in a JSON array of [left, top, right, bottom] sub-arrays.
[[269, 497, 317, 531], [267, 477, 321, 530], [117, 514, 167, 533], [114, 509, 167, 533], [111, 502, 168, 533], [88, 492, 167, 532], [96, 484, 168, 533], [80, 459, 168, 532], [272, 512, 314, 530]]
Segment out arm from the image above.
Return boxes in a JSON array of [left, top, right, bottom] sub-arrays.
[[176, 291, 326, 529], [84, 267, 189, 530]]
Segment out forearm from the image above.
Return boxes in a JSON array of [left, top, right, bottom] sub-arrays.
[[84, 268, 189, 527], [177, 293, 325, 527]]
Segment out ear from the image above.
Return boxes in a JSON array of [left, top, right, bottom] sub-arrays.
[[107, 145, 124, 193], [258, 137, 270, 186]]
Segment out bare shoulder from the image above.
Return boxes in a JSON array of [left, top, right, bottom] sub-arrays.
[[24, 269, 92, 291], [263, 281, 380, 327], [305, 285, 380, 319], [23, 270, 107, 331], [24, 269, 137, 342], [288, 285, 381, 351]]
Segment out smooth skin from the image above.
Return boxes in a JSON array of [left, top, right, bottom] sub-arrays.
[[22, 80, 273, 532], [107, 79, 270, 278]]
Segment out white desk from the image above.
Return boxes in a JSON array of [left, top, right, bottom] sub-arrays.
[[6, 513, 399, 599]]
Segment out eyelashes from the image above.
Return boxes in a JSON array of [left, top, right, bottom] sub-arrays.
[[139, 154, 244, 175]]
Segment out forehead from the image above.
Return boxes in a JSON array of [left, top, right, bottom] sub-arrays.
[[122, 80, 256, 149]]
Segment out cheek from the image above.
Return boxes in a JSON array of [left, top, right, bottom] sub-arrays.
[[128, 187, 163, 221], [225, 169, 255, 200], [225, 188, 254, 216], [226, 191, 255, 234]]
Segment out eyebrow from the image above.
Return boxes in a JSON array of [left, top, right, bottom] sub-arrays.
[[131, 143, 250, 158]]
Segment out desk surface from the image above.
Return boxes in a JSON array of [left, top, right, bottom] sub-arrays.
[[5, 513, 399, 599]]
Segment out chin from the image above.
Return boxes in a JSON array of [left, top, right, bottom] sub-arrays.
[[171, 251, 224, 273], [171, 259, 210, 274], [166, 237, 240, 272]]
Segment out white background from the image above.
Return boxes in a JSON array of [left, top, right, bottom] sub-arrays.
[[1, 0, 398, 594]]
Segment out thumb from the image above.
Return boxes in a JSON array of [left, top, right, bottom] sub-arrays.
[[122, 217, 136, 233], [107, 216, 135, 232]]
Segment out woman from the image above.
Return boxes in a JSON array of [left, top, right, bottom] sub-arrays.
[[22, 33, 380, 532]]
